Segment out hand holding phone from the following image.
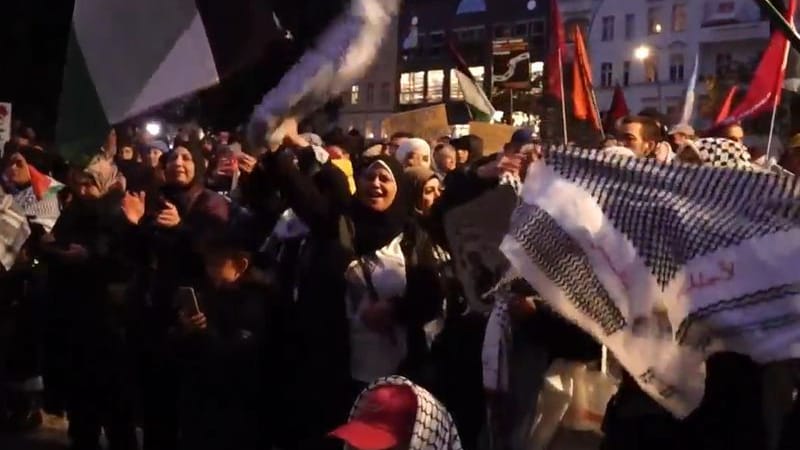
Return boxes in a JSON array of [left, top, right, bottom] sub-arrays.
[[176, 286, 201, 316]]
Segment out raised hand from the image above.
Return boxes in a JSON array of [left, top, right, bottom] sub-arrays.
[[121, 191, 146, 225]]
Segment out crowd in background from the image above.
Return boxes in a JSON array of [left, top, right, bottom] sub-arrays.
[[1, 114, 800, 450]]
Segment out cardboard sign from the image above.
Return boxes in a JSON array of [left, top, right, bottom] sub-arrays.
[[382, 104, 450, 142], [444, 186, 519, 314], [0, 103, 11, 155], [469, 121, 515, 155]]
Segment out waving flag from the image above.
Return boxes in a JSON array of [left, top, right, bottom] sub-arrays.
[[545, 0, 566, 101], [716, 0, 797, 126], [604, 84, 630, 133], [714, 86, 739, 125], [448, 36, 496, 120], [502, 145, 800, 417], [57, 0, 281, 155], [572, 27, 602, 131], [680, 53, 699, 125]]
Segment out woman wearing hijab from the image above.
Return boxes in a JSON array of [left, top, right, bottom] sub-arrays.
[[44, 156, 137, 450], [121, 135, 230, 450], [404, 167, 442, 220], [0, 146, 64, 430], [345, 155, 443, 395]]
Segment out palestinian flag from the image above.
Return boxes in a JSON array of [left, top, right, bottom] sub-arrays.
[[56, 0, 281, 158], [447, 36, 496, 121]]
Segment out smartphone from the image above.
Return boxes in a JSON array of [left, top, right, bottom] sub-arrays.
[[175, 286, 201, 316]]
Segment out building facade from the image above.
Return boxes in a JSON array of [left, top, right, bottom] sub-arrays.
[[588, 0, 771, 124], [395, 0, 550, 130], [338, 15, 400, 138]]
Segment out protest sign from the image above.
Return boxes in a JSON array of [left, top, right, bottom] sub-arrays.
[[468, 121, 515, 155], [492, 39, 531, 90], [445, 186, 518, 314], [0, 103, 11, 154], [382, 104, 450, 142]]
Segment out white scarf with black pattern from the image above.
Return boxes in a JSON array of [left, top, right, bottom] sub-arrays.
[[501, 147, 800, 417]]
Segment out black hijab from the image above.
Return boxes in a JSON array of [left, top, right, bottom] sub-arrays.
[[161, 136, 207, 215], [351, 155, 412, 255]]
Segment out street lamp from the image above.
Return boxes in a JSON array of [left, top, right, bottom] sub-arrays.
[[634, 45, 651, 61], [633, 45, 664, 114]]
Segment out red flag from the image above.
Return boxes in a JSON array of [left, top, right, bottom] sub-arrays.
[[714, 86, 739, 125], [715, 0, 796, 126], [545, 0, 566, 100], [572, 27, 602, 131], [605, 84, 630, 132]]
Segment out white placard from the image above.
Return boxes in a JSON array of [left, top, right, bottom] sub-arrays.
[[0, 102, 11, 155]]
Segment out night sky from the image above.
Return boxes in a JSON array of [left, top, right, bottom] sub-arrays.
[[0, 0, 349, 142], [0, 0, 75, 138]]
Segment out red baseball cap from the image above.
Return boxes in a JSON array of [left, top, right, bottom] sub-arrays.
[[329, 384, 418, 450]]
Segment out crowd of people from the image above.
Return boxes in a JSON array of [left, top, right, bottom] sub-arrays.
[[0, 113, 799, 450]]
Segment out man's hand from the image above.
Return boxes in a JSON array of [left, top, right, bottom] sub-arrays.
[[476, 154, 524, 180], [61, 244, 90, 263]]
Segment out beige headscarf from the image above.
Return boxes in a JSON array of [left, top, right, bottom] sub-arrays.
[[84, 154, 126, 195]]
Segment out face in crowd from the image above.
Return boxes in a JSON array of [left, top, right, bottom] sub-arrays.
[[418, 177, 441, 216], [357, 161, 398, 213], [119, 146, 135, 161], [165, 146, 196, 186], [618, 117, 660, 158], [722, 124, 744, 144], [433, 145, 457, 173], [146, 148, 164, 168], [3, 152, 31, 188]]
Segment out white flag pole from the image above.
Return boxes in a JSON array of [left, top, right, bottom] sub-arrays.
[[767, 37, 792, 160]]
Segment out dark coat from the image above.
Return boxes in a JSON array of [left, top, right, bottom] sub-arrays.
[[178, 269, 277, 450]]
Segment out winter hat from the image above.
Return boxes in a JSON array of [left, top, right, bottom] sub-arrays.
[[395, 138, 431, 168]]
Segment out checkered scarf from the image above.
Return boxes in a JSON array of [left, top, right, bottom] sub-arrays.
[[501, 148, 800, 417], [0, 188, 31, 271], [692, 137, 754, 170], [350, 376, 463, 450]]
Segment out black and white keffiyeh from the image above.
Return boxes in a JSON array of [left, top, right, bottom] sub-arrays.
[[351, 376, 463, 450], [0, 188, 31, 271], [692, 137, 755, 170], [501, 148, 800, 417]]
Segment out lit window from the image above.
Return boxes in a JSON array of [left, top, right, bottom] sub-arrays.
[[601, 16, 615, 41], [399, 72, 425, 104], [672, 4, 687, 32], [450, 66, 485, 100], [601, 63, 613, 88], [669, 54, 685, 82], [648, 7, 663, 35], [350, 85, 360, 104], [427, 70, 445, 102]]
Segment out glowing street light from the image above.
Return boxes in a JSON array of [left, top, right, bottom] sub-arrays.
[[634, 45, 651, 61], [145, 121, 162, 137]]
